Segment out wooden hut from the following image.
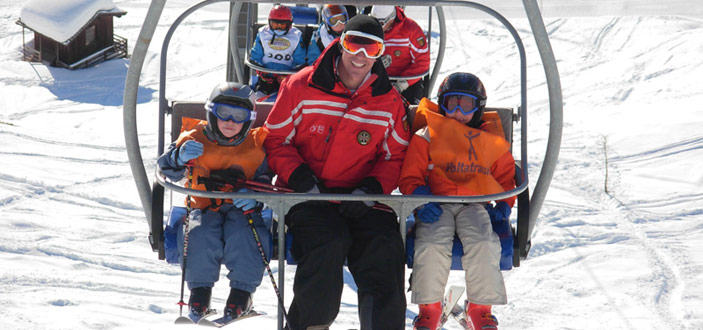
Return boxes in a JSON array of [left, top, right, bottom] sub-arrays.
[[16, 0, 128, 70]]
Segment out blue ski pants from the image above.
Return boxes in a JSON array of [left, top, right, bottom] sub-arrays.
[[178, 204, 270, 293]]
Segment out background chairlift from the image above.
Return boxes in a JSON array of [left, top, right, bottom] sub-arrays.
[[123, 1, 562, 329]]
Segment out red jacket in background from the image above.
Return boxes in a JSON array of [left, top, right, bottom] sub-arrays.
[[264, 39, 410, 194], [383, 6, 430, 86]]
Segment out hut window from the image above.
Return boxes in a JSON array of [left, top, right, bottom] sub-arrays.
[[85, 25, 96, 46]]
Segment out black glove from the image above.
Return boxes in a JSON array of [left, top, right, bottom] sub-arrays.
[[338, 177, 383, 219], [288, 164, 330, 206], [287, 164, 319, 193]]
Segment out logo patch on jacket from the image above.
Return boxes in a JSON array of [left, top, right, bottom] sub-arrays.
[[270, 37, 292, 51], [416, 36, 426, 47], [394, 50, 401, 57], [357, 130, 371, 145]]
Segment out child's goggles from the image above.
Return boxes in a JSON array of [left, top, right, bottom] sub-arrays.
[[340, 31, 385, 59], [439, 92, 485, 115], [206, 102, 256, 123], [325, 13, 348, 27], [269, 19, 291, 32]]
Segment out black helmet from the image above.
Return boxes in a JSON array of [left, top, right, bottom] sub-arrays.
[[204, 82, 256, 146], [437, 72, 487, 128]]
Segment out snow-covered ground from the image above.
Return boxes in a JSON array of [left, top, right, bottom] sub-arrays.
[[1, 1, 702, 329]]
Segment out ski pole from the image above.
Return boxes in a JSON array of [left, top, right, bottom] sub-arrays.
[[176, 162, 195, 315], [243, 209, 292, 329]]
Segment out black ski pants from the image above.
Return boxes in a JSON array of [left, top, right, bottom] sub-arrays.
[[285, 203, 407, 330]]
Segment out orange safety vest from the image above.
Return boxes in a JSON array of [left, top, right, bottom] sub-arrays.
[[176, 124, 268, 210], [424, 109, 510, 196], [400, 98, 515, 201]]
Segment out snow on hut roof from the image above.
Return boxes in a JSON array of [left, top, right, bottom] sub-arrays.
[[18, 0, 126, 45]]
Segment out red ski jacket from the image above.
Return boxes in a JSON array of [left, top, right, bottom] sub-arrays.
[[383, 7, 430, 86], [264, 40, 410, 193]]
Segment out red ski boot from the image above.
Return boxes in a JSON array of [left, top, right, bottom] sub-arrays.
[[413, 302, 442, 330], [467, 303, 499, 330]]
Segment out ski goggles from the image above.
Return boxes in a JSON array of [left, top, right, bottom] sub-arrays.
[[439, 92, 485, 116], [326, 13, 348, 27], [206, 102, 256, 123], [269, 19, 291, 32], [340, 31, 385, 59]]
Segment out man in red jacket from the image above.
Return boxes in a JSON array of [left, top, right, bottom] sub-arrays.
[[264, 15, 410, 330], [370, 5, 430, 105]]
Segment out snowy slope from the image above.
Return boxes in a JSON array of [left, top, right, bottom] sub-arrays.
[[1, 1, 702, 330]]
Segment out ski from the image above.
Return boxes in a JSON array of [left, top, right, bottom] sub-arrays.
[[174, 309, 218, 325], [438, 285, 465, 328], [449, 301, 471, 330], [198, 310, 264, 328]]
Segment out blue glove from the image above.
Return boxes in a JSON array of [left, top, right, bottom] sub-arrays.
[[412, 185, 442, 223], [416, 202, 442, 223], [485, 201, 512, 223], [412, 185, 431, 195], [174, 140, 203, 166], [233, 188, 258, 211]]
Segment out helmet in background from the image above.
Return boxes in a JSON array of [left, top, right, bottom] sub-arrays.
[[205, 82, 256, 146], [268, 5, 293, 33], [369, 5, 396, 31], [437, 72, 487, 128], [321, 4, 349, 35]]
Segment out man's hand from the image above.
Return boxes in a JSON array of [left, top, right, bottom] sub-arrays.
[[339, 188, 374, 219], [381, 54, 392, 68], [392, 80, 409, 93]]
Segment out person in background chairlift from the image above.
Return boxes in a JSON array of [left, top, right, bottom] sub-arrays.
[[306, 4, 349, 64], [249, 4, 306, 96], [157, 82, 273, 321], [399, 73, 516, 330], [264, 15, 409, 330], [369, 5, 430, 105]]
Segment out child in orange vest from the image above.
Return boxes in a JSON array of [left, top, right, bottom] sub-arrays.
[[399, 72, 516, 330], [157, 82, 271, 322]]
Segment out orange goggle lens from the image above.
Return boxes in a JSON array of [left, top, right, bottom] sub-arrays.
[[341, 34, 385, 59], [269, 19, 290, 31]]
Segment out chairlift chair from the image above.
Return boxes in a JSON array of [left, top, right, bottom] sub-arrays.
[[123, 1, 563, 329]]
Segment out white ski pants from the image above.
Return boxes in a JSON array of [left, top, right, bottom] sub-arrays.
[[411, 203, 507, 305]]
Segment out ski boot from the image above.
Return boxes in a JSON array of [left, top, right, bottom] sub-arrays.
[[467, 303, 499, 330], [224, 288, 253, 319], [189, 286, 213, 316], [413, 301, 442, 330]]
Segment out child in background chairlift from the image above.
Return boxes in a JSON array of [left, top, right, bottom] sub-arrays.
[[157, 82, 272, 321], [249, 4, 306, 96], [306, 4, 349, 64], [399, 72, 516, 330]]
